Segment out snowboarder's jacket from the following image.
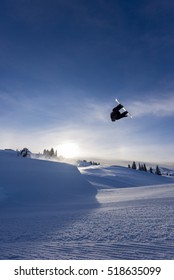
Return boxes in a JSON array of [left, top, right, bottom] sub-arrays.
[[110, 104, 128, 121]]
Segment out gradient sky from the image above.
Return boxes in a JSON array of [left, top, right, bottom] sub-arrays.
[[0, 0, 174, 166]]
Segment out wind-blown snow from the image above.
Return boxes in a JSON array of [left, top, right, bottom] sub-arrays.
[[0, 150, 174, 260]]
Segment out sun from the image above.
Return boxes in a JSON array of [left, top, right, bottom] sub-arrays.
[[58, 143, 80, 158]]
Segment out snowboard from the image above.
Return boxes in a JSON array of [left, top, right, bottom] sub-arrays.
[[115, 98, 132, 118]]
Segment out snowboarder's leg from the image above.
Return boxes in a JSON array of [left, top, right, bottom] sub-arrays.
[[120, 111, 128, 118], [113, 104, 123, 112]]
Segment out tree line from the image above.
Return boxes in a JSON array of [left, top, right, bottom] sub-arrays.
[[128, 161, 161, 175], [43, 148, 58, 158]]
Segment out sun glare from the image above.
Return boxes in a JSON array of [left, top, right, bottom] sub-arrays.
[[58, 143, 80, 158]]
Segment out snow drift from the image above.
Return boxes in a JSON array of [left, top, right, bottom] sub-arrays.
[[0, 150, 97, 209]]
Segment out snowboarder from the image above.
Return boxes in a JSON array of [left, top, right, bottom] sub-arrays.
[[110, 103, 128, 121]]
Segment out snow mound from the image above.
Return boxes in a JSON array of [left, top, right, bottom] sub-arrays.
[[0, 150, 97, 209], [80, 165, 174, 189]]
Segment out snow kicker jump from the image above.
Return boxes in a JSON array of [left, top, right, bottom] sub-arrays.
[[110, 99, 132, 122]]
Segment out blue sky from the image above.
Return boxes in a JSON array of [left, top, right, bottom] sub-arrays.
[[0, 0, 174, 166]]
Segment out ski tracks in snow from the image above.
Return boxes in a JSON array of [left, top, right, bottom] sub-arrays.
[[1, 189, 174, 259]]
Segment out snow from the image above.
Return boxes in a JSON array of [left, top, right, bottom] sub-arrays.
[[79, 165, 173, 189], [0, 150, 174, 259], [0, 150, 97, 209]]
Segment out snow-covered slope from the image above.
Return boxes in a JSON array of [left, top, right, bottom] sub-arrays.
[[1, 150, 174, 260], [79, 165, 174, 189], [0, 150, 97, 209]]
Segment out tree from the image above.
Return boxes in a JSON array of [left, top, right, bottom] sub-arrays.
[[132, 161, 137, 169], [20, 148, 30, 157], [143, 163, 147, 172], [43, 148, 57, 157], [138, 163, 142, 170], [149, 167, 153, 173], [50, 148, 54, 157], [155, 165, 161, 175]]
